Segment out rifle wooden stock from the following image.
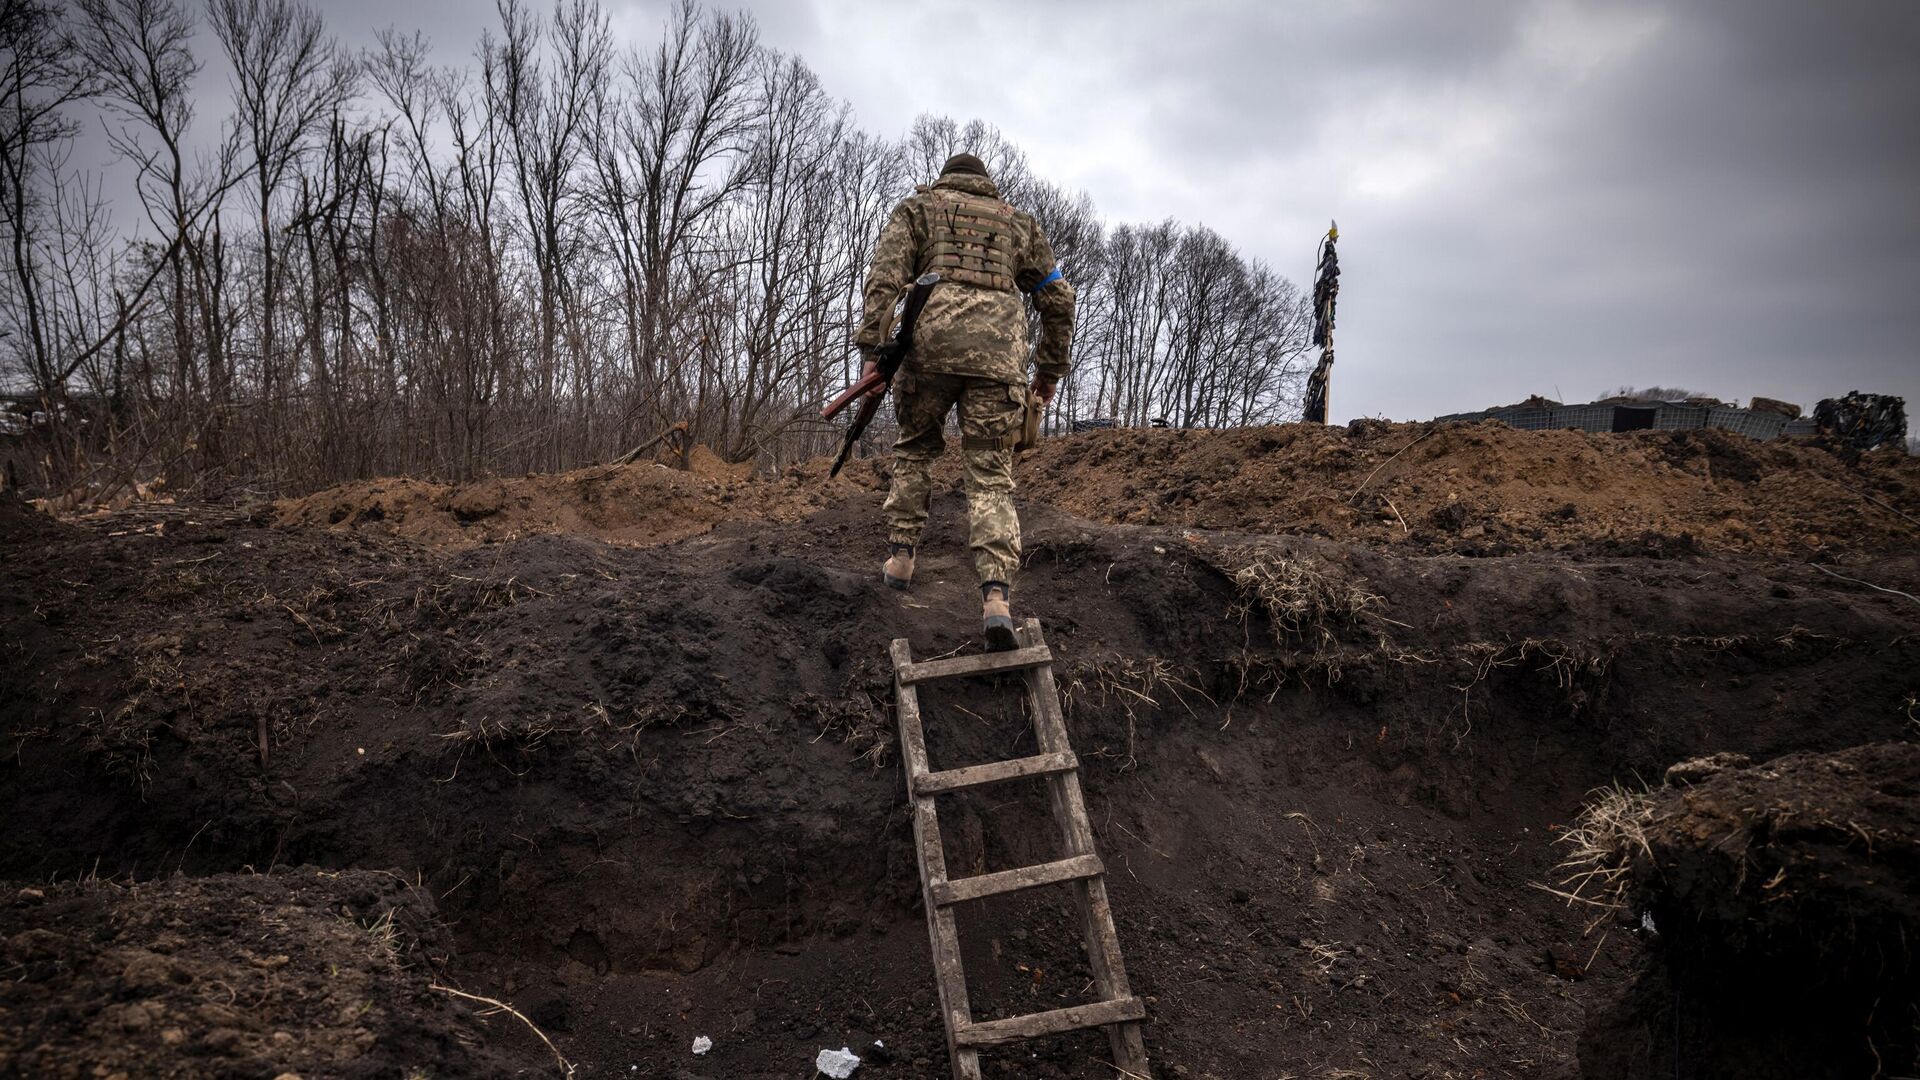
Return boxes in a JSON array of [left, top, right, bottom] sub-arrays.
[[822, 369, 888, 420], [823, 271, 940, 480], [828, 393, 883, 477]]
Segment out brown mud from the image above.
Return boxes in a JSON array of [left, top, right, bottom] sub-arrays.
[[273, 448, 824, 549], [276, 422, 1920, 560], [5, 424, 1920, 1079], [1003, 421, 1920, 558]]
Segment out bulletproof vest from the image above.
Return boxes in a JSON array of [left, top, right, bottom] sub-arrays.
[[923, 189, 1018, 292]]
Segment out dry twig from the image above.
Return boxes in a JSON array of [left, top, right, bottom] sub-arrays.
[[430, 984, 575, 1077], [1809, 563, 1920, 607], [1822, 475, 1920, 529], [1350, 426, 1437, 502]]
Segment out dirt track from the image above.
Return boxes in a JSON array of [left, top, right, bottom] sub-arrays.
[[5, 423, 1918, 1079]]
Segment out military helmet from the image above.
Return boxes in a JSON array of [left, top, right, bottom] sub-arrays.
[[940, 152, 990, 180]]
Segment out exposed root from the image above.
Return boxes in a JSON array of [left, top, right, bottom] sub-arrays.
[[1062, 657, 1214, 768], [1809, 562, 1920, 607], [430, 984, 576, 1077], [1302, 938, 1347, 977], [1222, 547, 1385, 650], [804, 689, 896, 768], [1459, 953, 1555, 1040]]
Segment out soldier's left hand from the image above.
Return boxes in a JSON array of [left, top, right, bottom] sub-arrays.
[[859, 357, 884, 399]]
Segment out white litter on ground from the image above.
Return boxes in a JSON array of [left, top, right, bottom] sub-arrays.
[[691, 1035, 713, 1055], [814, 1046, 861, 1078]]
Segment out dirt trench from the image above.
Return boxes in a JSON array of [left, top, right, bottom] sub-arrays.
[[4, 478, 1919, 1078]]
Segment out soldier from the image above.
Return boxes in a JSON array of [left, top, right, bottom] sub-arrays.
[[854, 152, 1075, 651]]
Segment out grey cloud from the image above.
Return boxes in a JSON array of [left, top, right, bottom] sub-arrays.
[[1025, 0, 1920, 417]]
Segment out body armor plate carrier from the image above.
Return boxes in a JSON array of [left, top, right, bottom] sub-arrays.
[[924, 190, 1018, 292]]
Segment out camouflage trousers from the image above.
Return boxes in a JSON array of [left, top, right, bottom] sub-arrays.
[[883, 369, 1025, 587]]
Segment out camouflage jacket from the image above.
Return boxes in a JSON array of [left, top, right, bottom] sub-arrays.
[[855, 173, 1076, 385]]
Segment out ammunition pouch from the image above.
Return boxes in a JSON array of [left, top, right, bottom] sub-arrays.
[[1014, 389, 1043, 454]]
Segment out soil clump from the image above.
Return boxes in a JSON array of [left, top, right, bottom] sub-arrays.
[[1577, 742, 1920, 1078], [1, 868, 549, 1079]]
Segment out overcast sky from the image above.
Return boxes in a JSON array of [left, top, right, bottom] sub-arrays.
[[92, 0, 1920, 423]]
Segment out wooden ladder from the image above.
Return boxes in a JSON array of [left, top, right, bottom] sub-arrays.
[[890, 618, 1151, 1080]]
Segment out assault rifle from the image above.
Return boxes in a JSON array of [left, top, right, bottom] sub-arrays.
[[822, 272, 940, 478]]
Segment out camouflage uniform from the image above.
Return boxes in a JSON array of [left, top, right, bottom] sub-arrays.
[[856, 164, 1076, 587]]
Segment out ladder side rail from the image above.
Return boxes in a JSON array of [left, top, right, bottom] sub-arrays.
[[1016, 620, 1153, 1077], [891, 638, 985, 1080]]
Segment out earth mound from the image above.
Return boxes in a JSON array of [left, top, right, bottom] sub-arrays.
[[1577, 742, 1920, 1078], [1007, 421, 1920, 556], [274, 422, 1920, 559], [272, 457, 826, 547], [0, 868, 548, 1079], [259, 420, 1920, 557]]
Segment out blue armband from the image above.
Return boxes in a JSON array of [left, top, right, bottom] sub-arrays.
[[1030, 267, 1064, 293]]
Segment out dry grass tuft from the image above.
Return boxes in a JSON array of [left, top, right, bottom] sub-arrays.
[[348, 908, 402, 966], [804, 689, 895, 768], [1224, 549, 1384, 649], [1537, 782, 1657, 930]]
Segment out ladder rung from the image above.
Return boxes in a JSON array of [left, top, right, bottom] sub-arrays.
[[930, 853, 1103, 906], [896, 645, 1052, 686], [954, 996, 1147, 1048], [914, 750, 1079, 796]]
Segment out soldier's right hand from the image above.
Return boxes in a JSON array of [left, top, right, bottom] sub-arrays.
[[1031, 375, 1058, 407]]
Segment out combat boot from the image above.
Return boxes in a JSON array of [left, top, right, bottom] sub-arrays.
[[883, 544, 914, 590], [982, 582, 1016, 651]]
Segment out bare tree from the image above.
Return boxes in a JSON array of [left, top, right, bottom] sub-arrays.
[[483, 0, 609, 470], [0, 0, 93, 400], [707, 49, 847, 460], [207, 0, 354, 465], [589, 0, 757, 443], [73, 0, 248, 473]]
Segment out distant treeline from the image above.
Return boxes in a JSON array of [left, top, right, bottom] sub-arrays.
[[0, 0, 1311, 497]]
